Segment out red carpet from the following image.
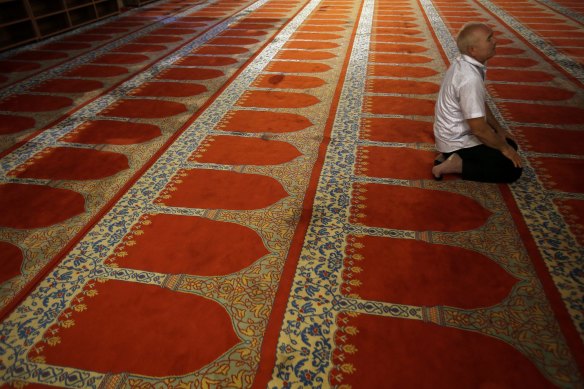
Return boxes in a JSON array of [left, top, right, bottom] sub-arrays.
[[61, 120, 162, 145], [29, 279, 240, 376], [100, 98, 187, 118], [330, 314, 555, 388], [32, 79, 104, 93], [0, 183, 85, 229], [0, 242, 24, 284], [0, 94, 73, 112], [0, 0, 582, 387], [8, 147, 129, 180], [350, 183, 492, 231], [105, 214, 269, 275], [217, 110, 313, 133], [157, 168, 288, 209], [0, 115, 35, 135], [191, 135, 302, 165], [342, 235, 517, 308]]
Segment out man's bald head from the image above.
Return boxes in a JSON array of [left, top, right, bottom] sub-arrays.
[[457, 23, 491, 55], [456, 22, 497, 63]]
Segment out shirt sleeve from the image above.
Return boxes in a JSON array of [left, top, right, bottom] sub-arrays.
[[458, 76, 486, 120]]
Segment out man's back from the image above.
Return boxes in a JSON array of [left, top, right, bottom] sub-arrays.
[[434, 55, 485, 153]]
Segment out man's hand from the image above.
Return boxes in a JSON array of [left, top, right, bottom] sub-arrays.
[[468, 117, 522, 168], [501, 144, 522, 168]]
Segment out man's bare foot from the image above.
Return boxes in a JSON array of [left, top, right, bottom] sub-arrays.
[[432, 153, 462, 180], [434, 153, 445, 166]]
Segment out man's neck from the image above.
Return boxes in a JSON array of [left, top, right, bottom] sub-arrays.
[[461, 54, 486, 67]]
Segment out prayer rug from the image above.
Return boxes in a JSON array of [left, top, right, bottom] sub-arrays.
[[0, 0, 582, 387]]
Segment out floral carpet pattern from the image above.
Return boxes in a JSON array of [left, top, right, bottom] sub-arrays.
[[0, 0, 582, 387]]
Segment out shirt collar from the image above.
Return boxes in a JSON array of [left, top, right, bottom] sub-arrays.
[[459, 54, 487, 79], [460, 54, 486, 68]]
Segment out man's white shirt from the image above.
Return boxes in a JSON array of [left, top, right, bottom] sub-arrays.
[[434, 54, 488, 153]]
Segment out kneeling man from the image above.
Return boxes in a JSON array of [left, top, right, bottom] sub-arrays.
[[432, 22, 522, 183]]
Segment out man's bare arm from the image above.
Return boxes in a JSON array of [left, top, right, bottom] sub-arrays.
[[467, 117, 522, 168], [485, 105, 514, 140]]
